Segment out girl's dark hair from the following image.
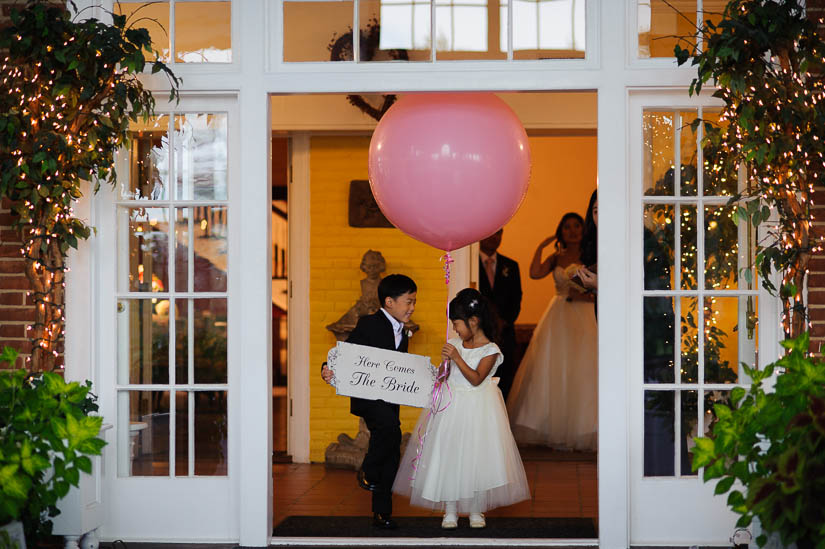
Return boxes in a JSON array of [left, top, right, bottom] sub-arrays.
[[554, 212, 584, 251], [581, 190, 597, 266], [449, 288, 498, 342]]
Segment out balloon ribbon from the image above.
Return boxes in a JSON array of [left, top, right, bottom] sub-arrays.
[[410, 252, 454, 480]]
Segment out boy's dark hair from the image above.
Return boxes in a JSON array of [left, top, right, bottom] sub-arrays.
[[449, 288, 498, 342], [378, 274, 417, 306]]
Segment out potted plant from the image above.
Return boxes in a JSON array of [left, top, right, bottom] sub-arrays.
[[691, 333, 825, 548], [0, 347, 105, 545]]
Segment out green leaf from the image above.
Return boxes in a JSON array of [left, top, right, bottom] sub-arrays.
[[715, 476, 735, 495], [76, 455, 93, 474]]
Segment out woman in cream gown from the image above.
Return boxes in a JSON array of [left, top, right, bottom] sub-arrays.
[[506, 212, 598, 451]]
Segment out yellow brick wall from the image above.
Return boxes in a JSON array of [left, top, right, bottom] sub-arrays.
[[309, 136, 448, 462]]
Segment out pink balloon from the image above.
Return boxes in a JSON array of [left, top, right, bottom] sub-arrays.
[[369, 93, 531, 252]]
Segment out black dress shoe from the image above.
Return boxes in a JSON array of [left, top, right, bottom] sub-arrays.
[[357, 468, 380, 492], [372, 513, 398, 530]]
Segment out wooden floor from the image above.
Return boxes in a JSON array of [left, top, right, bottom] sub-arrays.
[[273, 456, 597, 526]]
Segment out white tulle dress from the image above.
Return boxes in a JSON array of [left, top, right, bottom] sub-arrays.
[[393, 339, 530, 514], [506, 266, 598, 451]]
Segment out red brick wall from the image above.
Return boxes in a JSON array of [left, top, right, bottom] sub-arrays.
[[0, 199, 30, 369], [808, 2, 825, 351]]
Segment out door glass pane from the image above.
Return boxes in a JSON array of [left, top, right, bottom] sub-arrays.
[[704, 296, 757, 384], [175, 391, 189, 476], [174, 113, 228, 201], [175, 209, 189, 292], [357, 0, 430, 61], [197, 207, 229, 292], [283, 1, 356, 62], [121, 115, 171, 201], [637, 0, 697, 59], [644, 204, 674, 290], [114, 2, 171, 62], [644, 390, 674, 476], [643, 111, 675, 196], [175, 1, 232, 63], [678, 110, 698, 196], [176, 299, 189, 384], [119, 207, 171, 293], [644, 297, 675, 383], [119, 390, 170, 476], [195, 391, 228, 475], [705, 205, 739, 289], [193, 299, 228, 384], [117, 299, 170, 385], [702, 109, 736, 196], [505, 0, 585, 60], [681, 296, 699, 384], [680, 390, 698, 476], [680, 205, 697, 290]]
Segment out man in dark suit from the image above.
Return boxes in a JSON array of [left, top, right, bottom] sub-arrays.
[[478, 228, 523, 400], [321, 274, 417, 530]]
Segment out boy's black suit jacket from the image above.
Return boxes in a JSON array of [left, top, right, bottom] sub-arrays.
[[346, 310, 408, 417]]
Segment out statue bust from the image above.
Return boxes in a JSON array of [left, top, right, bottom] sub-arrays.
[[326, 250, 418, 340]]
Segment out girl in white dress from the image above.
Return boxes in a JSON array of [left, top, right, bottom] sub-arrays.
[[393, 288, 530, 529], [506, 212, 598, 451]]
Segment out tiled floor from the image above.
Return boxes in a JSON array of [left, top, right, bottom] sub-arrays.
[[273, 451, 598, 527]]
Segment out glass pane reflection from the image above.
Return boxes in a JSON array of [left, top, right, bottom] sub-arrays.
[[118, 207, 170, 293], [705, 205, 739, 290], [702, 110, 737, 196], [637, 0, 697, 59], [175, 1, 232, 63], [680, 296, 699, 384], [123, 115, 170, 201], [704, 296, 756, 384], [644, 297, 675, 383], [195, 391, 228, 475], [680, 390, 698, 476], [174, 114, 228, 201], [435, 1, 506, 60], [644, 390, 674, 476], [680, 205, 697, 290], [114, 2, 171, 62], [192, 299, 228, 384], [502, 0, 585, 60], [283, 1, 357, 62], [643, 111, 675, 196], [175, 207, 228, 293], [117, 299, 170, 385], [118, 390, 170, 477], [644, 204, 674, 291], [679, 110, 698, 196]]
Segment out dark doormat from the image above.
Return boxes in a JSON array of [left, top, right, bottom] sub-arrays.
[[272, 516, 597, 539]]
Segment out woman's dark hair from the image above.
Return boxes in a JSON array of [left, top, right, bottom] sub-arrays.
[[449, 288, 498, 342], [581, 190, 597, 266], [378, 274, 417, 306], [554, 212, 584, 252]]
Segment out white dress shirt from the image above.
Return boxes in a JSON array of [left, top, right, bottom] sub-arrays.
[[380, 308, 404, 349]]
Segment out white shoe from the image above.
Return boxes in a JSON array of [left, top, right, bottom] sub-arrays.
[[441, 513, 458, 529], [469, 513, 486, 528]]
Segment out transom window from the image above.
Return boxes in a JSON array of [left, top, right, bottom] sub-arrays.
[[115, 0, 232, 63], [282, 0, 586, 62], [637, 0, 728, 59]]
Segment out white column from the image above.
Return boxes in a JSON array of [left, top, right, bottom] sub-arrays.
[[237, 0, 273, 546], [597, 0, 630, 547]]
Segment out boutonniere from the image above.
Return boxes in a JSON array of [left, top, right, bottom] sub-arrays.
[[406, 329, 413, 338], [501, 266, 510, 278]]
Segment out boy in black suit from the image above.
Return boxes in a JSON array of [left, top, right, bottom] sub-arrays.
[[321, 274, 417, 530], [478, 229, 523, 400]]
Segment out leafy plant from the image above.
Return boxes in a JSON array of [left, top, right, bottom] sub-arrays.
[[0, 1, 180, 371], [0, 347, 106, 542], [691, 333, 825, 549], [674, 0, 825, 338]]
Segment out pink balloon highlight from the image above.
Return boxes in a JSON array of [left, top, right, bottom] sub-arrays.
[[368, 93, 531, 251]]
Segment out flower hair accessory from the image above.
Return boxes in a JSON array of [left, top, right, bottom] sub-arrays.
[[468, 298, 479, 310]]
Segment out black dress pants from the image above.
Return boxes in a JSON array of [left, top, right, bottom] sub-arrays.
[[359, 401, 401, 515]]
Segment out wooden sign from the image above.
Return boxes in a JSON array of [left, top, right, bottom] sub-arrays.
[[327, 341, 435, 408]]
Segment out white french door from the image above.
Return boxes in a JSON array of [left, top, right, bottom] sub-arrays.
[[627, 91, 781, 545], [96, 95, 241, 541]]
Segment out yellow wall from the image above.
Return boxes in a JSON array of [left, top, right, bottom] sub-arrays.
[[500, 134, 598, 325], [309, 136, 448, 462]]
